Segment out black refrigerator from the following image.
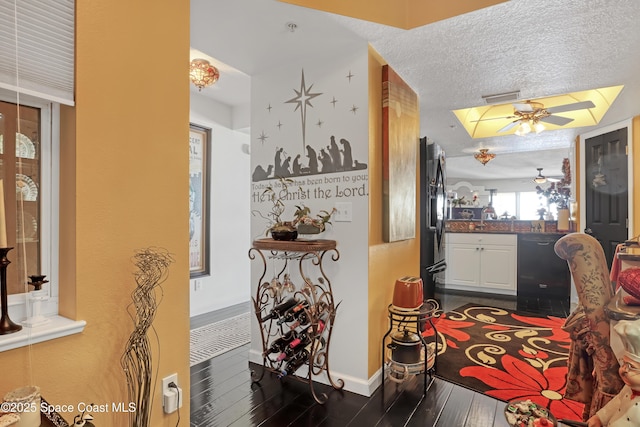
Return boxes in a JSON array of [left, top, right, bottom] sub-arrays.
[[419, 137, 447, 299]]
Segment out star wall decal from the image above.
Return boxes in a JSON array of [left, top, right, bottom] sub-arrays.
[[350, 105, 359, 114], [267, 104, 272, 113], [331, 97, 338, 108], [277, 121, 283, 130], [285, 69, 322, 153], [346, 71, 354, 82], [258, 131, 269, 145], [316, 119, 324, 127]]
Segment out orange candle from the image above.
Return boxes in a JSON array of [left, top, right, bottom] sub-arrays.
[[0, 179, 7, 247]]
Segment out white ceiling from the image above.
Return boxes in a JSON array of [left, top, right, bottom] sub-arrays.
[[190, 0, 640, 180]]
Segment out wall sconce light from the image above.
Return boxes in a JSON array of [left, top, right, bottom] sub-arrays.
[[189, 59, 219, 91], [474, 148, 495, 165]]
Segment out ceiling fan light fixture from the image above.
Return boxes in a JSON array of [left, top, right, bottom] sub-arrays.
[[515, 121, 531, 136], [533, 168, 547, 184], [533, 121, 545, 134], [474, 148, 495, 165]]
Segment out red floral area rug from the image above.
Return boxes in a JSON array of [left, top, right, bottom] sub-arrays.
[[423, 303, 584, 420]]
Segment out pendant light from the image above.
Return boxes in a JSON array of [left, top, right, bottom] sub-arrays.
[[474, 148, 495, 165], [189, 59, 220, 91], [533, 168, 547, 184]]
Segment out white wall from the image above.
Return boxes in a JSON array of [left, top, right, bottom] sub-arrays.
[[248, 45, 374, 395], [190, 93, 252, 317]]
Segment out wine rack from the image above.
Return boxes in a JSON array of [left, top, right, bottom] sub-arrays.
[[249, 238, 344, 404]]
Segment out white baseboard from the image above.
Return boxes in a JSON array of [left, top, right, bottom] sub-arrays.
[[248, 349, 383, 397]]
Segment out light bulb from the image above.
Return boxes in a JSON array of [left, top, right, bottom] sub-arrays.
[[534, 122, 545, 133], [515, 122, 531, 136]]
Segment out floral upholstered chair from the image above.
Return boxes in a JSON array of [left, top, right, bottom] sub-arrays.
[[554, 233, 624, 421]]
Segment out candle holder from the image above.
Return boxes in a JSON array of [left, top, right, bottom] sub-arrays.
[[0, 247, 22, 335], [23, 274, 50, 327]]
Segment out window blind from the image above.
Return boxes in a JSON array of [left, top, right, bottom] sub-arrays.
[[0, 0, 74, 105]]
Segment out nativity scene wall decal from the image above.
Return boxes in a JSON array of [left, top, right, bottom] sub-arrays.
[[252, 68, 368, 183]]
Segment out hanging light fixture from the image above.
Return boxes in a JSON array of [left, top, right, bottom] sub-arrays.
[[533, 168, 547, 184], [189, 58, 220, 91], [474, 148, 495, 165]]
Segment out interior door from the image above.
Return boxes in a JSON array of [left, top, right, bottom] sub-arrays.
[[584, 127, 628, 268]]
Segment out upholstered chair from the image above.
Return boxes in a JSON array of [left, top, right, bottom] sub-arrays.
[[554, 233, 624, 421]]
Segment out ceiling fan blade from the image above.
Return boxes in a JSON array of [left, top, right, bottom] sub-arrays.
[[545, 100, 595, 114], [497, 120, 519, 133], [513, 102, 535, 112], [471, 115, 517, 123], [539, 115, 574, 126]]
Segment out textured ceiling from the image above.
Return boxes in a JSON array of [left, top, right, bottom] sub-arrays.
[[190, 0, 640, 180]]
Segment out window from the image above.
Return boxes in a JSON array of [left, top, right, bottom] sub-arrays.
[[490, 191, 552, 220], [492, 192, 516, 219], [0, 100, 42, 295], [0, 91, 57, 315], [0, 91, 83, 352]]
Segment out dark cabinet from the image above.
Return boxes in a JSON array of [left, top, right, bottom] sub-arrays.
[[517, 234, 570, 301]]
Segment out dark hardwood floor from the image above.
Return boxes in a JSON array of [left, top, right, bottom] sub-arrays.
[[190, 292, 574, 427]]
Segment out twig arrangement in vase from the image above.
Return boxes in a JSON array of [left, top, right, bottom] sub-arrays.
[[121, 247, 174, 427]]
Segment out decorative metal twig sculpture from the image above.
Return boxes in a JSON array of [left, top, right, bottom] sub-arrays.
[[120, 247, 174, 427]]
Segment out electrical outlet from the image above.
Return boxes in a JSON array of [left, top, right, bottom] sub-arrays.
[[162, 373, 182, 414], [194, 279, 202, 291]]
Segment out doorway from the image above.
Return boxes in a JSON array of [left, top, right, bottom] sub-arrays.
[[581, 123, 631, 268]]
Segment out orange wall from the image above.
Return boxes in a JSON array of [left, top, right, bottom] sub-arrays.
[[0, 2, 191, 426], [367, 47, 421, 377]]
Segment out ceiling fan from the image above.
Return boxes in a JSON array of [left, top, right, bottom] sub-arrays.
[[533, 168, 560, 184], [485, 100, 596, 135]]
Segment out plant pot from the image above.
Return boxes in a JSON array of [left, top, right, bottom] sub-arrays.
[[297, 224, 324, 235], [271, 229, 298, 241]]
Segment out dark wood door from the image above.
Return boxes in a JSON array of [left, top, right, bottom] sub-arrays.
[[585, 127, 628, 268]]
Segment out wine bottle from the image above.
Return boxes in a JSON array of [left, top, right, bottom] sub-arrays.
[[277, 349, 309, 378], [276, 300, 310, 325], [260, 297, 299, 322], [288, 302, 329, 330], [289, 320, 325, 348], [287, 311, 310, 331], [276, 339, 308, 361], [263, 330, 296, 357]]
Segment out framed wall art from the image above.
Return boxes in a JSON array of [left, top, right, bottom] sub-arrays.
[[189, 123, 211, 277], [382, 64, 419, 242]]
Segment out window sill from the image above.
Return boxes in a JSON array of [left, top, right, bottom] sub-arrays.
[[0, 316, 86, 352]]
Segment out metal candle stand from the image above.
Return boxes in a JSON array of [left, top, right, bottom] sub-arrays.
[[0, 247, 22, 335], [381, 299, 440, 396]]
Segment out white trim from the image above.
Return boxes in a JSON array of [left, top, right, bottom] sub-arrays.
[[0, 89, 72, 352], [0, 316, 85, 352], [578, 118, 634, 238], [0, 83, 74, 107], [248, 348, 378, 396]]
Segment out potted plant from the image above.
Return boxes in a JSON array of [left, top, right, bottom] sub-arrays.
[[254, 177, 298, 241], [292, 205, 336, 234]]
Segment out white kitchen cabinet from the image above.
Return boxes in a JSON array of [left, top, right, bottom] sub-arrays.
[[445, 233, 517, 294]]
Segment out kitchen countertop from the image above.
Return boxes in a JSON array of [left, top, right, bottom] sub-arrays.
[[445, 219, 575, 235]]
